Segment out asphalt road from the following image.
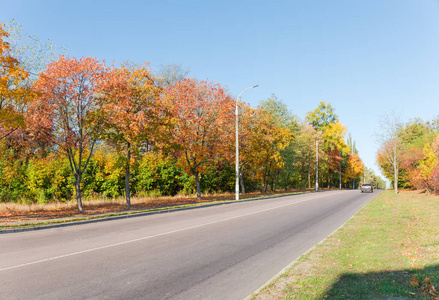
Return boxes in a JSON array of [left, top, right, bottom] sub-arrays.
[[0, 190, 379, 300]]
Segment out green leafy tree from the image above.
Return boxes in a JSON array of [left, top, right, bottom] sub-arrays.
[[305, 101, 338, 131], [260, 94, 299, 191]]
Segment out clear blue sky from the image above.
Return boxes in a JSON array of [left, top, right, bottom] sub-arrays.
[[3, 0, 439, 180]]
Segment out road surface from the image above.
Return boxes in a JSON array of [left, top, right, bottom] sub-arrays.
[[0, 190, 379, 299]]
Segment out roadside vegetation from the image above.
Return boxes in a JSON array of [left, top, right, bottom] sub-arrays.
[[377, 114, 439, 194], [0, 189, 310, 228], [251, 190, 439, 299], [1, 21, 385, 213]]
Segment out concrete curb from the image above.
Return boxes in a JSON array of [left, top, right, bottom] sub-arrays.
[[0, 191, 313, 234]]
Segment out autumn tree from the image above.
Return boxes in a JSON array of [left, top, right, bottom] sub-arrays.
[[240, 106, 293, 192], [234, 103, 255, 194], [260, 94, 298, 191], [1, 21, 64, 158], [237, 103, 292, 193], [397, 120, 438, 192], [0, 23, 34, 139], [348, 152, 364, 188], [99, 64, 161, 206], [413, 143, 437, 192], [322, 121, 350, 188], [306, 102, 348, 188], [293, 123, 320, 189], [431, 136, 439, 192], [376, 113, 403, 194], [163, 78, 234, 199], [31, 56, 111, 212]]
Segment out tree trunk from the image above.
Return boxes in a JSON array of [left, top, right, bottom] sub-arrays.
[[301, 172, 304, 190], [125, 143, 131, 206], [263, 171, 269, 193], [194, 171, 201, 199], [394, 150, 398, 194], [308, 165, 311, 190], [352, 166, 355, 189], [75, 175, 83, 213], [240, 170, 246, 195], [339, 159, 342, 190], [261, 172, 266, 193]]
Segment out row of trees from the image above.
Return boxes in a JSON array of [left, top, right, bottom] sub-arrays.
[[1, 22, 375, 212], [377, 114, 439, 194]]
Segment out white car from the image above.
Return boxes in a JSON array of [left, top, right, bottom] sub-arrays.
[[361, 183, 373, 193]]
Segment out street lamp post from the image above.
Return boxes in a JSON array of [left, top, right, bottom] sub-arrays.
[[315, 139, 319, 192], [236, 85, 258, 200], [339, 150, 342, 190]]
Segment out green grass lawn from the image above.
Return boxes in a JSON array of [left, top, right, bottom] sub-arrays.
[[251, 190, 439, 299]]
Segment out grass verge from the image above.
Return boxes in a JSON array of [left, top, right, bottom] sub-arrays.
[[0, 190, 311, 229], [251, 190, 439, 299]]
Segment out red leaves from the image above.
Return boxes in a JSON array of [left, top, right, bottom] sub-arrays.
[[31, 56, 111, 150], [348, 152, 364, 178], [163, 78, 234, 174], [98, 64, 161, 148], [411, 275, 439, 299]]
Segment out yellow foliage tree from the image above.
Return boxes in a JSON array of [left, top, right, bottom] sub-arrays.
[[241, 106, 293, 192], [322, 121, 350, 187], [416, 142, 437, 193]]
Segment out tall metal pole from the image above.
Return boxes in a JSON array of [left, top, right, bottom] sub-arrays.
[[351, 147, 354, 189], [315, 139, 319, 192], [236, 85, 258, 200], [235, 102, 239, 200], [339, 150, 342, 190]]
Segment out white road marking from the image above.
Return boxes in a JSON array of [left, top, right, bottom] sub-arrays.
[[1, 191, 348, 272]]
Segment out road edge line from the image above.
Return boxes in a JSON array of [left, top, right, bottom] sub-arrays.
[[0, 191, 322, 234], [244, 190, 381, 300]]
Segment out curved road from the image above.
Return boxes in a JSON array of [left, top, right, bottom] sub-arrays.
[[0, 190, 379, 299]]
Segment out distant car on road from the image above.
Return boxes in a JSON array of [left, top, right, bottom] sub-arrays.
[[361, 183, 373, 193]]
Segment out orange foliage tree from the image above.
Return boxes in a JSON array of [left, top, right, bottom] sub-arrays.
[[348, 152, 364, 187], [31, 56, 111, 212], [99, 64, 161, 206], [163, 78, 234, 199]]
